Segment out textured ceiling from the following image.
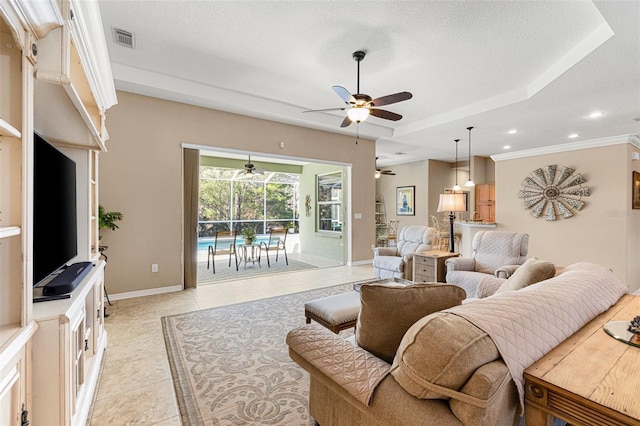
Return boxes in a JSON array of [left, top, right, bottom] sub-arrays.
[[99, 0, 640, 166]]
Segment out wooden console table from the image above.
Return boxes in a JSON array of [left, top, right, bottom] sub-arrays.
[[524, 294, 640, 426]]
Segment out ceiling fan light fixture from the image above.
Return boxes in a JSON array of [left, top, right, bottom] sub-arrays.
[[375, 170, 381, 179], [347, 107, 370, 123]]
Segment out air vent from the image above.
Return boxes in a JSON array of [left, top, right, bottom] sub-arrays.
[[113, 27, 135, 48]]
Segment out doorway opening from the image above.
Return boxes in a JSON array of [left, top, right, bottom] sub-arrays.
[[193, 149, 346, 285]]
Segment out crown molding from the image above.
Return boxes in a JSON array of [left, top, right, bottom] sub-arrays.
[[491, 134, 640, 161]]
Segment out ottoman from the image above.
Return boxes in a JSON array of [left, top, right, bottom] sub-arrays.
[[304, 277, 412, 333]]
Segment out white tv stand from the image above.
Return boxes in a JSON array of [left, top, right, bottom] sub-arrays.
[[32, 261, 107, 426]]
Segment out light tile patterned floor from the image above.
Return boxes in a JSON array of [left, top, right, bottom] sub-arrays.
[[88, 260, 374, 425]]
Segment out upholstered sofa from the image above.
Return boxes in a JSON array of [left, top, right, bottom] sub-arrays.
[[373, 225, 436, 281], [287, 262, 628, 426], [445, 231, 529, 298]]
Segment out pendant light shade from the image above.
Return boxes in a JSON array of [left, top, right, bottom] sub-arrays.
[[464, 126, 475, 187], [452, 139, 461, 191]]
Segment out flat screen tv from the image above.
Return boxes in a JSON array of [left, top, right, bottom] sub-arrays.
[[33, 132, 78, 286]]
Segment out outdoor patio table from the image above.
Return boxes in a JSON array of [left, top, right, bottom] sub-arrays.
[[237, 243, 262, 269]]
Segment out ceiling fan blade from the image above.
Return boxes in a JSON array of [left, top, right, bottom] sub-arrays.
[[333, 86, 356, 104], [303, 107, 347, 113], [370, 108, 403, 121], [340, 116, 352, 128], [382, 171, 396, 175], [370, 91, 413, 107]]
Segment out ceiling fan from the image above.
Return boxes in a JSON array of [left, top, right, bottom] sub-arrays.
[[375, 157, 395, 178], [243, 155, 264, 176], [304, 50, 413, 128]]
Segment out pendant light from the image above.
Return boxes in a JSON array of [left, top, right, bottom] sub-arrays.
[[452, 139, 461, 191], [464, 126, 475, 187]]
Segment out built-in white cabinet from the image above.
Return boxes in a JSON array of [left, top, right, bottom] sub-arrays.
[[32, 262, 107, 426], [1, 7, 42, 424], [1, 0, 116, 424]]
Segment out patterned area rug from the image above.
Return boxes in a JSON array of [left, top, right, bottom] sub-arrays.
[[197, 257, 317, 285], [161, 283, 354, 425]]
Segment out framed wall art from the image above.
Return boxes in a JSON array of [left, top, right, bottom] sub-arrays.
[[396, 186, 415, 216], [633, 171, 640, 209]]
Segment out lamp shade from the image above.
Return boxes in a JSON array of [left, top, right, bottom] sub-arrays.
[[347, 107, 370, 123], [437, 193, 466, 213]]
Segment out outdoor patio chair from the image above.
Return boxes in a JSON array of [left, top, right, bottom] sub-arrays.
[[207, 230, 239, 273], [261, 227, 288, 267]]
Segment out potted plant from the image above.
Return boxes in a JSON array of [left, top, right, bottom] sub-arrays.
[[99, 205, 123, 232], [241, 227, 256, 244]]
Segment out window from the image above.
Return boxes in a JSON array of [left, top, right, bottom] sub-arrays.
[[316, 171, 342, 233], [199, 166, 299, 238]]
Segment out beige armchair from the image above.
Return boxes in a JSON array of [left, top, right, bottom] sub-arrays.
[[373, 225, 436, 281], [445, 231, 529, 298]]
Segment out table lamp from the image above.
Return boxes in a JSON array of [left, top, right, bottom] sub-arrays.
[[436, 193, 467, 252]]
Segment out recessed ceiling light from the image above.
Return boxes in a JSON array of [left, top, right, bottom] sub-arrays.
[[568, 133, 579, 139], [588, 111, 604, 118], [507, 129, 518, 134], [503, 145, 511, 150]]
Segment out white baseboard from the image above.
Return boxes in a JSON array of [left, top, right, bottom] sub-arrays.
[[108, 284, 183, 301], [347, 259, 373, 266]]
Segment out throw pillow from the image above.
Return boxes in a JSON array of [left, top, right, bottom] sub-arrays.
[[356, 283, 465, 363], [495, 257, 555, 294], [390, 312, 500, 399]]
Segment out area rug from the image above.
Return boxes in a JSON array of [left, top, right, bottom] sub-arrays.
[[197, 257, 317, 285], [162, 283, 355, 426]]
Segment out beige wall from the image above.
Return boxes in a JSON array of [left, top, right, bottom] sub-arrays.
[[375, 160, 430, 230], [495, 142, 640, 291], [100, 91, 375, 296], [427, 159, 453, 221], [373, 158, 491, 233]]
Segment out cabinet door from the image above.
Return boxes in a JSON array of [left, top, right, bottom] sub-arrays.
[[475, 184, 495, 222], [69, 307, 86, 421], [93, 272, 104, 354], [0, 344, 28, 426]]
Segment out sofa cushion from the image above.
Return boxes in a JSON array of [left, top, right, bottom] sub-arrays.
[[390, 312, 500, 399], [356, 283, 465, 363], [495, 257, 555, 294]]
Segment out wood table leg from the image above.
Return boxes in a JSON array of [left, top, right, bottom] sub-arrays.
[[525, 404, 554, 426]]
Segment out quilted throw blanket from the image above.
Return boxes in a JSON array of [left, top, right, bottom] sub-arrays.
[[287, 323, 390, 405], [445, 262, 627, 413]]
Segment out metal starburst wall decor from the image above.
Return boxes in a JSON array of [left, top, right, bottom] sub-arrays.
[[518, 165, 590, 221]]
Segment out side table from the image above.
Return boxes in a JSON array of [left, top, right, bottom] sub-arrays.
[[238, 243, 262, 269], [413, 250, 459, 282], [524, 294, 640, 425]]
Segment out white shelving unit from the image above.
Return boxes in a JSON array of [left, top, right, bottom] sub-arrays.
[[375, 194, 388, 246], [1, 0, 116, 424], [0, 226, 21, 238]]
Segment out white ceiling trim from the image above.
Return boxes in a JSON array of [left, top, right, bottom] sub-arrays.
[[527, 21, 613, 97], [491, 134, 638, 161], [393, 86, 527, 137], [394, 19, 612, 139], [112, 63, 394, 140]]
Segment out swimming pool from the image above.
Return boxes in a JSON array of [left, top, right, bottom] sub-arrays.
[[197, 237, 270, 252]]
